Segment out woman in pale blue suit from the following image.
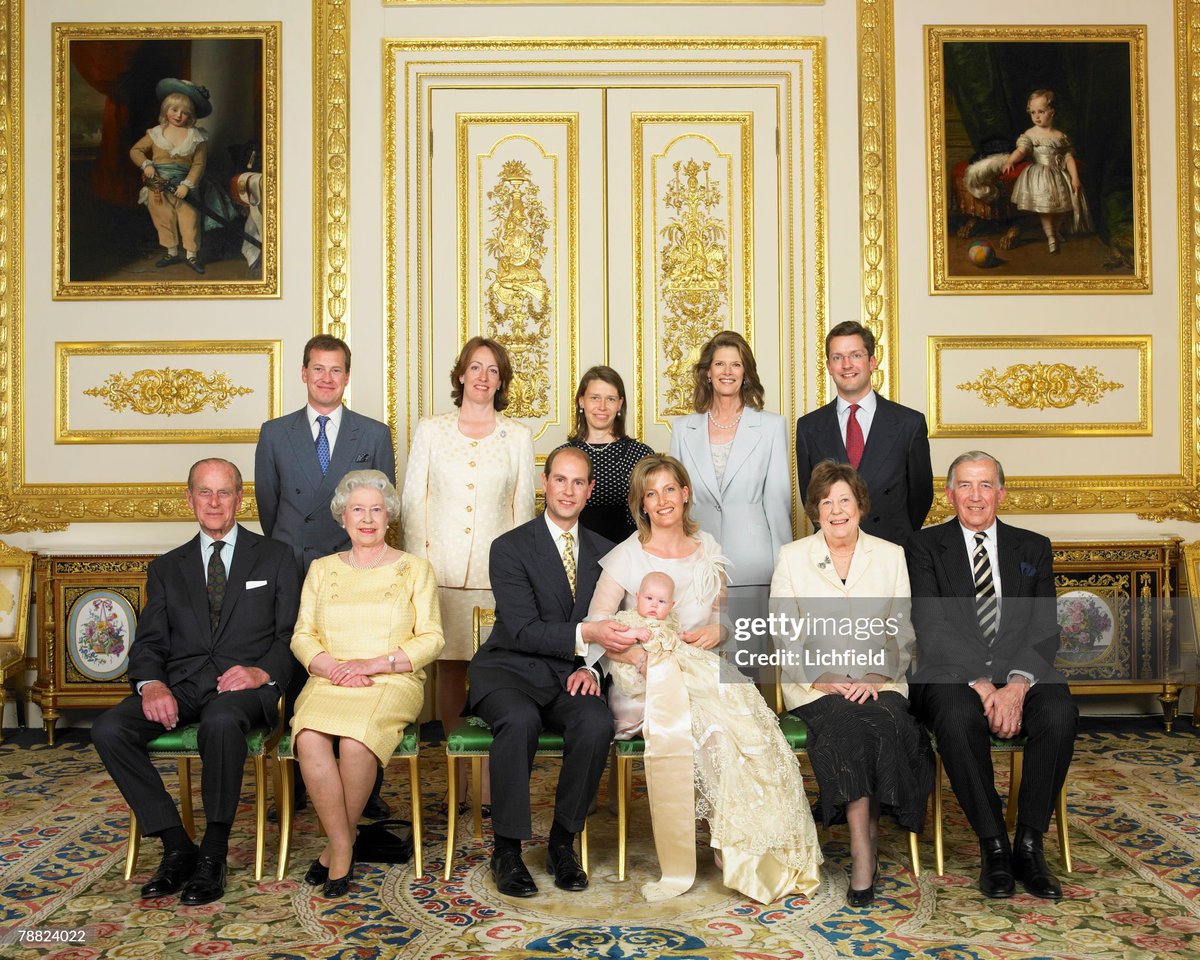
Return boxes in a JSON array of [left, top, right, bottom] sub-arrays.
[[669, 330, 792, 666]]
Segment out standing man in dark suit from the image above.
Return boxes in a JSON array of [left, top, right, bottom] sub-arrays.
[[468, 446, 634, 897], [907, 451, 1077, 901], [92, 459, 299, 905], [795, 320, 934, 544], [254, 333, 395, 818]]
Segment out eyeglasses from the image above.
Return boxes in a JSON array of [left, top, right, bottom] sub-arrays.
[[829, 352, 868, 364]]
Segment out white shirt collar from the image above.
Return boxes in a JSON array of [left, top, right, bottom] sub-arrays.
[[958, 519, 998, 549], [200, 523, 239, 554], [307, 404, 344, 430], [543, 510, 580, 553], [835, 389, 877, 416]]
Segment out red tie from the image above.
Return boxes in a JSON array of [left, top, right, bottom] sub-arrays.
[[845, 403, 864, 469]]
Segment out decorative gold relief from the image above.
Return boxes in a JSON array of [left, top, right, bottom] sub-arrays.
[[314, 0, 350, 338], [483, 159, 552, 418], [55, 341, 281, 445], [856, 0, 899, 398], [957, 362, 1123, 411], [929, 336, 1150, 438], [659, 157, 730, 416], [83, 368, 254, 416]]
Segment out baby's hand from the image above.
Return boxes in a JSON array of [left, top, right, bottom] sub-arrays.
[[1001, 161, 1014, 175], [174, 184, 190, 199]]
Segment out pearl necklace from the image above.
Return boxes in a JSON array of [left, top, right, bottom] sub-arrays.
[[707, 409, 744, 430], [346, 542, 389, 569]]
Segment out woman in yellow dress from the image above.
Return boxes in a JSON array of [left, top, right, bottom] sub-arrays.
[[291, 470, 444, 897]]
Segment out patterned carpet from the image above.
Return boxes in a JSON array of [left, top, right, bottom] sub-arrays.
[[0, 721, 1197, 959]]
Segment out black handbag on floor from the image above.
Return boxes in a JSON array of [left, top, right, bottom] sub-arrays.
[[353, 819, 413, 864]]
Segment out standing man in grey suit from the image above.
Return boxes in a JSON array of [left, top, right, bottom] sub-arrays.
[[254, 333, 395, 817], [795, 320, 934, 545], [92, 459, 299, 906]]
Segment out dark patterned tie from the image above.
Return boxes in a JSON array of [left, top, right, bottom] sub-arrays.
[[845, 403, 864, 469], [973, 532, 998, 645], [207, 540, 226, 633], [315, 415, 331, 475], [561, 531, 577, 598]]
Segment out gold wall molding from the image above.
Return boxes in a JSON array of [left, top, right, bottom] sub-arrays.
[[928, 335, 1150, 438], [314, 0, 350, 339], [856, 0, 899, 400], [958, 362, 1123, 411], [55, 341, 281, 445]]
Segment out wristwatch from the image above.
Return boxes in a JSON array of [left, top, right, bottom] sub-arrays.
[[387, 654, 397, 672]]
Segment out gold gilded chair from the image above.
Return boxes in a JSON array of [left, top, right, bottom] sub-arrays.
[[0, 541, 33, 746], [931, 740, 1071, 876], [124, 694, 285, 883], [273, 722, 425, 880], [441, 607, 588, 881]]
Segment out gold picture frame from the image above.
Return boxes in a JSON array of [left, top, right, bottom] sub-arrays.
[[52, 22, 280, 300], [928, 335, 1151, 437], [55, 340, 282, 445], [926, 25, 1149, 294]]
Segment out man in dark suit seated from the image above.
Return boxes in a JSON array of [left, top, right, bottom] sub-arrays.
[[254, 333, 395, 819], [796, 320, 934, 545], [907, 451, 1077, 900], [92, 458, 299, 905], [467, 446, 634, 897]]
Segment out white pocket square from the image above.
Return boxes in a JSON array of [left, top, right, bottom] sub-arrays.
[[246, 580, 268, 590]]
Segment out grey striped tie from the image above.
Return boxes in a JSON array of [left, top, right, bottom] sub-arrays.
[[973, 531, 998, 644]]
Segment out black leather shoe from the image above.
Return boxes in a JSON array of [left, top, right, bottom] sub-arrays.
[[1013, 826, 1063, 900], [846, 858, 879, 907], [362, 792, 391, 820], [140, 848, 197, 898], [490, 848, 537, 897], [546, 842, 588, 892], [155, 254, 181, 268], [180, 855, 227, 906], [184, 257, 205, 275], [322, 859, 355, 898], [978, 835, 1016, 898], [303, 858, 329, 886]]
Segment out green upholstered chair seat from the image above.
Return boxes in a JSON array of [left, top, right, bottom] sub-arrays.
[[275, 723, 419, 760], [446, 715, 565, 754], [778, 713, 809, 750], [615, 737, 645, 756], [990, 733, 1027, 749], [146, 724, 271, 756]]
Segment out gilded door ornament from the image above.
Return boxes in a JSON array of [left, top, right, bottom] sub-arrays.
[[484, 160, 552, 419], [659, 158, 729, 416], [84, 368, 254, 416], [957, 362, 1124, 410]]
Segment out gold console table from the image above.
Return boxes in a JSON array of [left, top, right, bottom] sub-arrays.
[[1052, 538, 1183, 730], [32, 553, 155, 744]]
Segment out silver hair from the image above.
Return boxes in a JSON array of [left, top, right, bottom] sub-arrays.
[[330, 469, 402, 524], [946, 450, 1006, 488]]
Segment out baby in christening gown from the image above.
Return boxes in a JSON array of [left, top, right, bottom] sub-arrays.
[[609, 572, 823, 904]]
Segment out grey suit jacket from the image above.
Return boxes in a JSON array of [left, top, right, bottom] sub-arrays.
[[254, 406, 395, 575], [795, 392, 933, 545], [669, 408, 793, 587]]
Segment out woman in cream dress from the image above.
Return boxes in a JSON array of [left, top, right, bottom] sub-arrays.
[[588, 454, 822, 904], [401, 337, 534, 803], [291, 470, 444, 897]]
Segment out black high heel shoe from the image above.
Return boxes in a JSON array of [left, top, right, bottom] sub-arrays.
[[323, 858, 356, 898], [846, 858, 880, 907], [304, 858, 329, 886]]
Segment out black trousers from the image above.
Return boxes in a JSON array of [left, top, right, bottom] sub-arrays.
[[912, 681, 1077, 839], [472, 685, 614, 841], [92, 681, 277, 836]]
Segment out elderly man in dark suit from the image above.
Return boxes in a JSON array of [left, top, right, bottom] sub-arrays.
[[92, 458, 299, 905], [795, 320, 933, 544], [254, 333, 395, 818], [468, 446, 633, 898], [907, 451, 1077, 900]]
